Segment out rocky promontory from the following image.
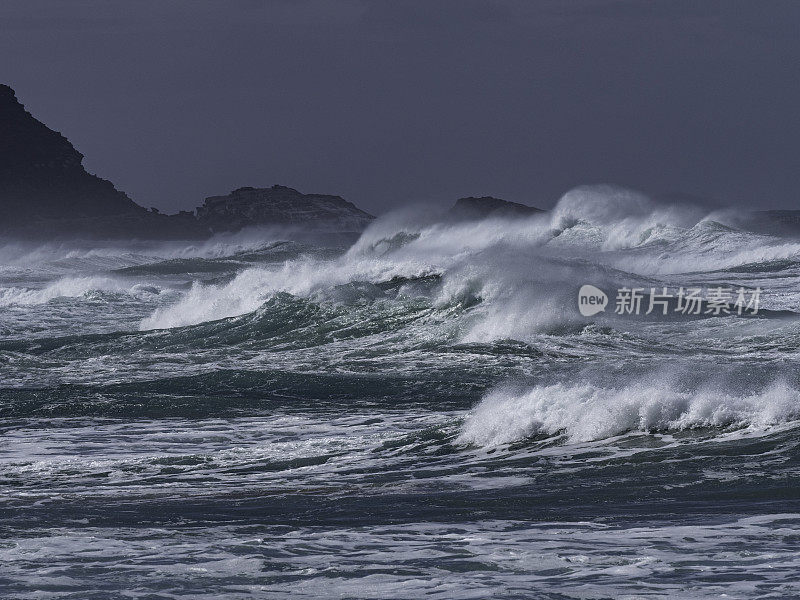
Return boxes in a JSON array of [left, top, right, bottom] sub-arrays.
[[0, 84, 206, 239], [447, 196, 543, 221], [0, 85, 374, 240], [1, 84, 546, 241], [196, 186, 375, 233]]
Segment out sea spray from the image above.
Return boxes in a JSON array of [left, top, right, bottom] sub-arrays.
[[458, 376, 800, 446]]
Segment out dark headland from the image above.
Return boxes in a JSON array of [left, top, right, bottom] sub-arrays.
[[0, 84, 541, 240], [0, 85, 381, 240], [4, 84, 800, 241], [0, 84, 205, 239]]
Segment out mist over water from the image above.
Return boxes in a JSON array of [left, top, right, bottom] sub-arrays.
[[3, 185, 800, 598]]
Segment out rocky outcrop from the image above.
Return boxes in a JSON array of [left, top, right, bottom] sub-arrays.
[[0, 84, 377, 239], [447, 196, 543, 221], [196, 185, 375, 233], [4, 84, 551, 241], [0, 84, 142, 221], [0, 85, 207, 239], [741, 210, 800, 237]]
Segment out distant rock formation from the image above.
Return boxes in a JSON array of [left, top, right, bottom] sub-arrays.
[[742, 210, 800, 237], [0, 84, 378, 240], [447, 196, 543, 221], [0, 84, 206, 239], [196, 185, 375, 233], [1, 84, 553, 241]]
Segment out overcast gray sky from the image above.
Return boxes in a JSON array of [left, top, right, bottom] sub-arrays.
[[2, 0, 799, 214]]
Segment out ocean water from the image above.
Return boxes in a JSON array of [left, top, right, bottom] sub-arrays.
[[2, 186, 800, 599]]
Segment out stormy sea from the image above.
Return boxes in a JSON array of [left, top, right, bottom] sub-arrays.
[[2, 186, 800, 599]]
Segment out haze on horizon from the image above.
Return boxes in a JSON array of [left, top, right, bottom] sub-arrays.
[[2, 0, 799, 215]]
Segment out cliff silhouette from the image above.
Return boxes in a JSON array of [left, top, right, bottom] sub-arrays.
[[0, 85, 375, 240]]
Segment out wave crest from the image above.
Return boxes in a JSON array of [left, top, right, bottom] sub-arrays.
[[0, 276, 162, 306], [458, 376, 800, 446]]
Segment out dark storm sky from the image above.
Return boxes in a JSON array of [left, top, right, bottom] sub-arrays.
[[2, 0, 799, 214]]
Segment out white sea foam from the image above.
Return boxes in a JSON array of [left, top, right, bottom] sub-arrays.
[[0, 231, 295, 276], [139, 185, 800, 331], [548, 184, 707, 250], [0, 276, 160, 306], [458, 376, 800, 446]]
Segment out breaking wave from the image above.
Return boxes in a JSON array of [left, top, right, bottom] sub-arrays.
[[136, 185, 800, 333], [459, 375, 800, 446], [4, 184, 800, 600], [0, 276, 162, 306]]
